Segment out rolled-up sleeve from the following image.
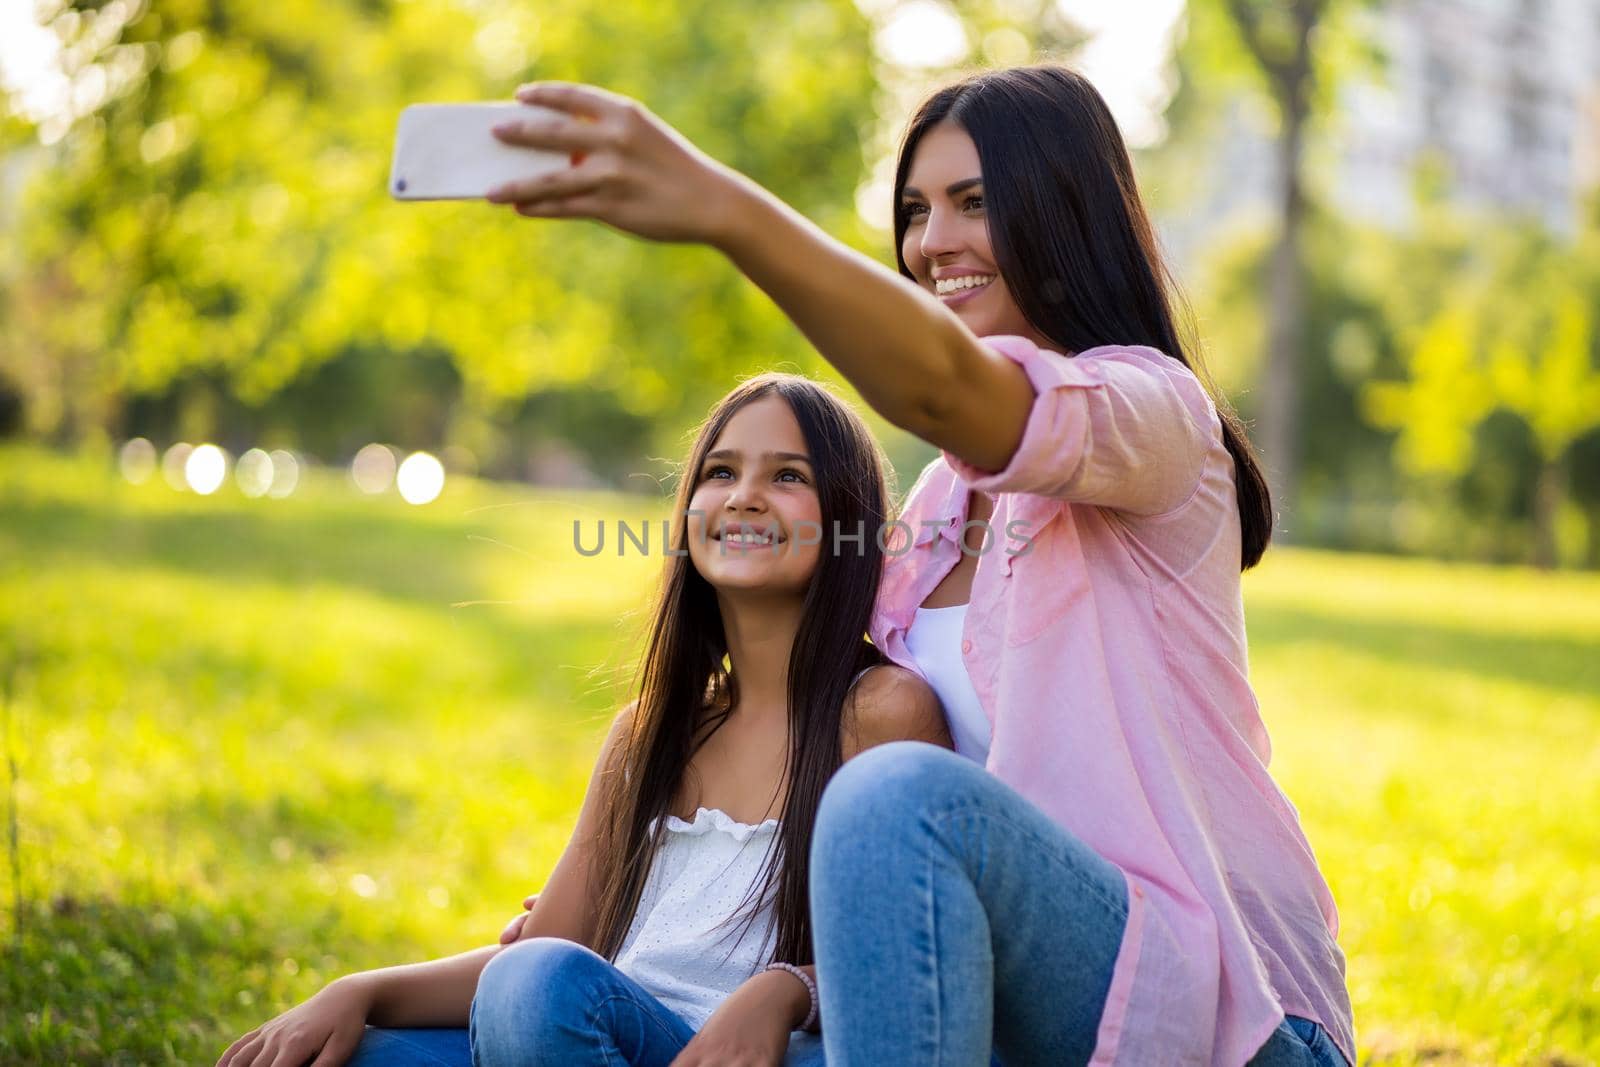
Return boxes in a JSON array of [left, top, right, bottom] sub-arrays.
[[944, 337, 1212, 515]]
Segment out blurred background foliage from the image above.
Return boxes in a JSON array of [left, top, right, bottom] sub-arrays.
[[4, 2, 1600, 1063], [0, 0, 886, 482], [3, 0, 1598, 566]]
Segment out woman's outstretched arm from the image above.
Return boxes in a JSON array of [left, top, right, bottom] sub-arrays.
[[487, 83, 1036, 473]]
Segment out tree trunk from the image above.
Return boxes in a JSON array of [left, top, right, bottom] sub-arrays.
[[1586, 501, 1600, 570], [1531, 453, 1567, 570], [1259, 112, 1308, 539], [1220, 0, 1323, 542]]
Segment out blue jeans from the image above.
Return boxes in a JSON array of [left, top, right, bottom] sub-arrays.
[[808, 741, 1348, 1067], [1247, 1014, 1352, 1067], [345, 937, 827, 1066]]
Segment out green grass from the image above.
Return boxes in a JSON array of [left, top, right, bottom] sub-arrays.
[[2, 444, 1597, 1065]]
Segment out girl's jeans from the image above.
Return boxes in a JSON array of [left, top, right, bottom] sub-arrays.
[[345, 938, 826, 1066], [348, 741, 1345, 1067], [808, 741, 1349, 1067]]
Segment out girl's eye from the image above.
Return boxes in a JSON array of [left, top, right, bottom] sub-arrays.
[[963, 194, 984, 212], [703, 465, 733, 480], [899, 202, 928, 222], [777, 469, 808, 484]]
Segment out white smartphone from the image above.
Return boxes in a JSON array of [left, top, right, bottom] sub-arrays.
[[389, 102, 572, 201]]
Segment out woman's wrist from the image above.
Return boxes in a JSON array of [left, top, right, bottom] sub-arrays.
[[707, 171, 788, 261]]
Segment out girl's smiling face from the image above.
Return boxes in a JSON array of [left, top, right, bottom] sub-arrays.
[[898, 121, 1039, 343], [686, 395, 823, 595]]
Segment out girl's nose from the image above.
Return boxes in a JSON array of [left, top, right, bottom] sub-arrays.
[[724, 479, 766, 513]]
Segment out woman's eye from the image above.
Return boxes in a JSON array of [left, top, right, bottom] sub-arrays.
[[963, 194, 984, 212], [899, 202, 927, 222]]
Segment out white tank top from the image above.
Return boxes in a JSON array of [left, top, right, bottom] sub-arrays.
[[613, 806, 782, 1030], [903, 603, 992, 764], [612, 666, 875, 1030]]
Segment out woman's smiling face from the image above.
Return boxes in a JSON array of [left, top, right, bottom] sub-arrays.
[[899, 121, 1039, 343]]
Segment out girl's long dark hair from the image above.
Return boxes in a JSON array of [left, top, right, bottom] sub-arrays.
[[589, 374, 889, 966], [894, 65, 1274, 568]]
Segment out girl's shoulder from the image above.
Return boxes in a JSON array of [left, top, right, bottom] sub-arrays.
[[840, 665, 951, 761]]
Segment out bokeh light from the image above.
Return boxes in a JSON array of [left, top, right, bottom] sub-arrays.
[[396, 451, 446, 505], [874, 0, 967, 69], [119, 437, 156, 484], [236, 448, 274, 498], [185, 444, 228, 495], [351, 443, 397, 494], [267, 449, 300, 498], [161, 442, 194, 491]]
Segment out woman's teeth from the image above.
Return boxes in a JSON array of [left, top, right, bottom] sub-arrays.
[[935, 275, 993, 295], [724, 532, 775, 545]]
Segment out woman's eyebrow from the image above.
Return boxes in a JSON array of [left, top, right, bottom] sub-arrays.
[[900, 177, 983, 200], [706, 449, 812, 464]]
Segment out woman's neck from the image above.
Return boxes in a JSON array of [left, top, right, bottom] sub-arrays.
[[715, 590, 805, 722]]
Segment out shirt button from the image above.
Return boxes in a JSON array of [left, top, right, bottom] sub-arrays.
[[961, 639, 973, 654]]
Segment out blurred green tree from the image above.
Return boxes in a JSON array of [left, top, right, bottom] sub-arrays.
[[0, 0, 880, 474], [1164, 0, 1381, 533], [1361, 220, 1600, 568]]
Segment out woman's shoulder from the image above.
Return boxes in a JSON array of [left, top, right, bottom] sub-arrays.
[[841, 665, 952, 760], [1071, 344, 1216, 418]]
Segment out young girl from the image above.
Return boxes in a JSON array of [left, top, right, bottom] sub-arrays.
[[488, 65, 1355, 1065], [215, 374, 950, 1067]]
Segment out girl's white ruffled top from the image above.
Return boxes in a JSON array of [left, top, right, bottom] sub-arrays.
[[614, 806, 781, 1030]]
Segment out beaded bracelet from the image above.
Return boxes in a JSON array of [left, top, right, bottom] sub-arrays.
[[764, 961, 819, 1032]]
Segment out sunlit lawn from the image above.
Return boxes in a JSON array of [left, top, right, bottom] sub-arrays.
[[2, 444, 1597, 1065]]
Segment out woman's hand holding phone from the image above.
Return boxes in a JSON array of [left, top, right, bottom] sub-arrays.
[[486, 83, 754, 246]]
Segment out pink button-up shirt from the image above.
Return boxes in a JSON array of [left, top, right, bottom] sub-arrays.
[[870, 337, 1354, 1066]]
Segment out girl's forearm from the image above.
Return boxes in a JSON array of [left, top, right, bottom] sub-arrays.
[[712, 177, 976, 443], [343, 944, 502, 1029], [744, 963, 818, 1032]]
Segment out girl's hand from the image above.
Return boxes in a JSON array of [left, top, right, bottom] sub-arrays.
[[486, 82, 753, 245], [497, 892, 540, 945], [669, 970, 803, 1067], [215, 975, 374, 1067]]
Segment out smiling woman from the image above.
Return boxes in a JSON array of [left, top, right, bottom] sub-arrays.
[[483, 63, 1352, 1067]]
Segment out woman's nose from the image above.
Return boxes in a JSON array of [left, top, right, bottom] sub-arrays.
[[919, 207, 962, 261]]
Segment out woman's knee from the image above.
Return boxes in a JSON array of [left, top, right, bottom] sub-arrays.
[[816, 740, 966, 847]]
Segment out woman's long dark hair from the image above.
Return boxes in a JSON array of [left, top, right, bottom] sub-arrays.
[[893, 65, 1274, 568], [589, 374, 889, 966]]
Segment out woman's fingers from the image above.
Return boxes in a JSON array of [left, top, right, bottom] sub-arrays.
[[490, 112, 612, 155], [513, 196, 605, 219], [486, 161, 608, 206], [514, 81, 632, 120], [522, 893, 539, 910]]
